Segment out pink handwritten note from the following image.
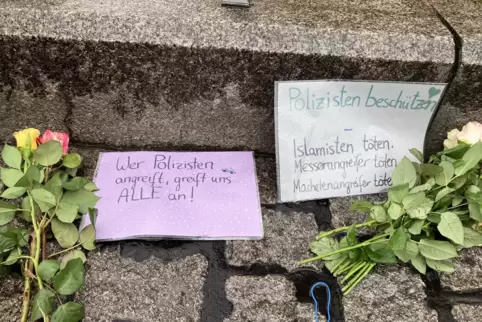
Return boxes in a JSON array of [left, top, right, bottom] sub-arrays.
[[84, 151, 263, 241]]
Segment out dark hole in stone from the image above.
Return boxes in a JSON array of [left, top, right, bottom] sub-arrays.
[[287, 267, 344, 322]]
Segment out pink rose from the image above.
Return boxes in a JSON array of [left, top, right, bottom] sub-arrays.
[[38, 130, 70, 155]]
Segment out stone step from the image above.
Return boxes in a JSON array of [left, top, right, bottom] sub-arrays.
[[0, 0, 468, 154]]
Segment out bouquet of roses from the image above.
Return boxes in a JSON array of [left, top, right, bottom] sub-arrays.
[[0, 128, 99, 322], [301, 122, 482, 296]]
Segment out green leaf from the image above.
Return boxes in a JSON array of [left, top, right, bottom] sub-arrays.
[[466, 185, 482, 202], [31, 188, 56, 212], [468, 201, 482, 221], [52, 302, 84, 322], [409, 148, 423, 163], [15, 166, 41, 188], [449, 175, 468, 189], [402, 192, 425, 209], [366, 244, 397, 264], [3, 247, 22, 265], [1, 168, 23, 187], [403, 192, 433, 220], [419, 239, 458, 260], [63, 177, 91, 191], [388, 228, 408, 252], [388, 184, 409, 203], [427, 213, 441, 224], [407, 198, 434, 220], [370, 205, 388, 223], [436, 187, 455, 202], [435, 161, 455, 186], [31, 289, 56, 321], [38, 260, 60, 281], [411, 254, 427, 274], [61, 189, 100, 211], [388, 202, 403, 220], [21, 196, 36, 223], [425, 258, 454, 273], [51, 218, 79, 248], [455, 141, 482, 176], [437, 212, 464, 244], [410, 178, 436, 193], [392, 157, 417, 188], [33, 140, 63, 167], [84, 182, 98, 192], [53, 258, 84, 295], [2, 145, 22, 170], [349, 200, 373, 213], [62, 153, 82, 169], [56, 201, 79, 223], [0, 201, 18, 225], [394, 239, 419, 263], [0, 187, 27, 199], [409, 219, 425, 235], [452, 195, 464, 207], [420, 164, 443, 176], [462, 227, 482, 247], [79, 225, 96, 251], [0, 232, 16, 254], [60, 250, 87, 270], [88, 208, 97, 229]]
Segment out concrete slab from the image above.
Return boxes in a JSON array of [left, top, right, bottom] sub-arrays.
[[343, 265, 438, 322], [224, 275, 323, 322], [0, 88, 68, 142], [440, 247, 482, 291], [0, 275, 24, 322], [225, 207, 319, 270], [0, 0, 454, 153], [452, 304, 482, 322], [77, 246, 208, 322]]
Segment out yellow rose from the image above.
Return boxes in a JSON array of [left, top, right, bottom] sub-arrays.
[[443, 128, 460, 149], [13, 128, 41, 150], [457, 121, 482, 145]]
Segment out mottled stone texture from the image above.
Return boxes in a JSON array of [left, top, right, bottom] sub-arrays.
[[77, 247, 207, 322], [344, 265, 438, 322], [440, 247, 482, 291], [225, 207, 319, 270], [0, 0, 456, 153], [224, 275, 322, 322], [424, 0, 482, 156], [0, 275, 24, 322], [453, 304, 482, 322]]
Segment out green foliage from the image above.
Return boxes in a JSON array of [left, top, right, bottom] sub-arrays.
[[303, 143, 482, 295], [0, 143, 98, 321]]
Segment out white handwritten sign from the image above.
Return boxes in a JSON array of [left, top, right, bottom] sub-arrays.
[[275, 80, 447, 202]]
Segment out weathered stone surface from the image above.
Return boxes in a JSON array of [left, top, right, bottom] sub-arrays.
[[344, 265, 437, 322], [423, 0, 482, 155], [0, 0, 454, 152], [224, 275, 323, 322], [0, 275, 24, 322], [225, 207, 319, 270], [329, 194, 386, 234], [440, 247, 482, 291], [77, 247, 207, 322], [452, 304, 482, 322], [0, 88, 68, 142]]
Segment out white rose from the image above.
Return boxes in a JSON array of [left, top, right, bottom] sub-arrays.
[[444, 128, 460, 149], [457, 121, 482, 145]]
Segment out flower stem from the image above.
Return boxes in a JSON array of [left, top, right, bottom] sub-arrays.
[[47, 242, 84, 258], [20, 264, 31, 322], [28, 192, 43, 290], [299, 233, 390, 265], [343, 263, 376, 296], [341, 261, 366, 283], [316, 220, 378, 240], [334, 261, 357, 277]]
